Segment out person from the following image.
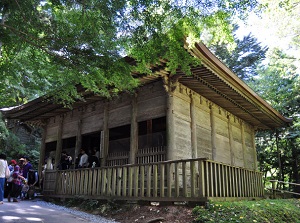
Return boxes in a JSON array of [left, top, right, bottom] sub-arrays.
[[6, 160, 16, 202], [27, 169, 39, 199], [19, 156, 33, 180], [11, 159, 25, 202], [78, 149, 89, 168], [59, 151, 70, 170], [93, 147, 100, 159], [0, 153, 8, 204], [88, 149, 100, 168], [75, 153, 82, 169]]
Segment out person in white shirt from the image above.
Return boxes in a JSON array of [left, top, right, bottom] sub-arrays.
[[0, 153, 8, 204], [78, 149, 89, 168]]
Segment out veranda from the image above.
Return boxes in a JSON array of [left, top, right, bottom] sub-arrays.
[[43, 156, 264, 203]]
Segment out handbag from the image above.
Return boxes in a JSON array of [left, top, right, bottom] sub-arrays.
[[5, 161, 10, 179]]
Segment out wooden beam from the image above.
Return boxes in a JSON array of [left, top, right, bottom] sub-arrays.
[[130, 94, 138, 164], [101, 102, 109, 166], [54, 116, 64, 169], [38, 124, 47, 177], [190, 92, 197, 159], [241, 122, 246, 168], [210, 105, 216, 160], [252, 128, 257, 170], [227, 115, 234, 166], [74, 111, 83, 166]]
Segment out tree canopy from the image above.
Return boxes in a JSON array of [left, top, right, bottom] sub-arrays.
[[0, 0, 258, 107]]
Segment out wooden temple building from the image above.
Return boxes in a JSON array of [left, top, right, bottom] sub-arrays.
[[2, 42, 291, 203]]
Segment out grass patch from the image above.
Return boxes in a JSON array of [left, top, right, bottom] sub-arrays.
[[192, 199, 300, 223]]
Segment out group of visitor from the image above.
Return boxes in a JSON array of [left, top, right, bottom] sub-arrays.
[[0, 153, 37, 204], [55, 148, 100, 170], [76, 148, 100, 169]]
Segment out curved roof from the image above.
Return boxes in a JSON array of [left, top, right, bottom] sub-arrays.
[[2, 42, 292, 129]]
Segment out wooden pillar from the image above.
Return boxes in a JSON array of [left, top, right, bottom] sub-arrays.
[[130, 94, 138, 164], [74, 114, 83, 167], [38, 124, 47, 178], [227, 115, 234, 166], [162, 75, 178, 161], [252, 128, 257, 170], [54, 116, 64, 169], [166, 91, 175, 161], [210, 104, 216, 160], [241, 121, 246, 168], [190, 92, 197, 159], [101, 102, 109, 166]]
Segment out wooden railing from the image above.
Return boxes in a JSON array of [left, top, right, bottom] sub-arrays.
[[136, 146, 166, 164], [107, 151, 129, 166], [269, 180, 300, 198], [43, 158, 264, 202]]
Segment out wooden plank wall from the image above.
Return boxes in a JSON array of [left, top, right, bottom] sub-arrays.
[[172, 83, 257, 169], [44, 80, 167, 165]]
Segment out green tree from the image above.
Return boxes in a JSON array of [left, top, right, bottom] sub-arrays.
[[255, 49, 300, 188], [0, 0, 258, 107], [211, 30, 268, 82]]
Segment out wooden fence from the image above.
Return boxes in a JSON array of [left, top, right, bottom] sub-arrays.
[[269, 180, 300, 199], [43, 158, 264, 202]]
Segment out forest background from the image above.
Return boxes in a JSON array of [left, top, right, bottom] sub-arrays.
[[0, 0, 299, 188]]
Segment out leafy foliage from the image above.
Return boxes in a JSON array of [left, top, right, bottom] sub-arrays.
[[211, 30, 268, 82], [0, 0, 258, 107], [192, 199, 300, 223], [254, 49, 300, 185]]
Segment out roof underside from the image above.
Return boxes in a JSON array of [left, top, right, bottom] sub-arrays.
[[2, 43, 291, 130]]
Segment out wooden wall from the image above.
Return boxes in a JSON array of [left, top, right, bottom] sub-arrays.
[[171, 83, 257, 169], [44, 80, 167, 145], [43, 79, 257, 170]]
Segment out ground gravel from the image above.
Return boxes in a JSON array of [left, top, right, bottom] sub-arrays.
[[36, 200, 121, 223]]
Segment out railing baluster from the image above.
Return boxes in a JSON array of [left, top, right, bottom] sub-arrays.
[[134, 166, 139, 197], [160, 163, 165, 198], [140, 166, 145, 197], [198, 160, 205, 198], [153, 164, 158, 197], [146, 165, 152, 197], [182, 162, 187, 197], [166, 163, 172, 198], [122, 166, 127, 196], [175, 162, 179, 197], [191, 161, 195, 197]]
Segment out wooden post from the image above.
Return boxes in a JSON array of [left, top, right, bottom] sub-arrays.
[[101, 102, 109, 166], [74, 113, 83, 167], [38, 124, 47, 178], [210, 104, 216, 160], [54, 116, 64, 169], [166, 91, 175, 161], [190, 92, 197, 159], [241, 121, 246, 168], [130, 94, 138, 164], [227, 115, 234, 166], [252, 128, 258, 170]]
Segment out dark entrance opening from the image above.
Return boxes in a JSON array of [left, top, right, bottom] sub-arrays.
[[82, 132, 101, 155], [138, 116, 166, 149], [109, 124, 131, 153]]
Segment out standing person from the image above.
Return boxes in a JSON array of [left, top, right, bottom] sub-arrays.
[[10, 159, 25, 202], [19, 156, 33, 180], [88, 149, 100, 168], [6, 160, 16, 202], [0, 153, 8, 204], [78, 149, 89, 168]]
